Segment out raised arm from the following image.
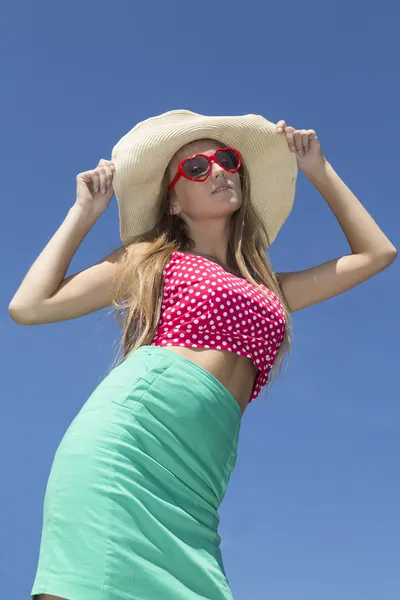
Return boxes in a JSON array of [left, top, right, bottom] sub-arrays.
[[9, 159, 136, 325], [277, 160, 397, 312]]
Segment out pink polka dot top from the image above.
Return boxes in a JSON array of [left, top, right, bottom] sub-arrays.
[[150, 250, 286, 403]]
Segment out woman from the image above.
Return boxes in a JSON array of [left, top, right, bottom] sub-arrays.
[[10, 109, 397, 600]]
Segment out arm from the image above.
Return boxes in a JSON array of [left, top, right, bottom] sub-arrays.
[[277, 160, 397, 313], [8, 158, 146, 325], [8, 205, 125, 325]]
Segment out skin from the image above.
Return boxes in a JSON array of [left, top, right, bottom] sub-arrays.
[[168, 139, 243, 268], [162, 139, 258, 415], [11, 130, 397, 426], [28, 144, 257, 600], [16, 127, 397, 600]]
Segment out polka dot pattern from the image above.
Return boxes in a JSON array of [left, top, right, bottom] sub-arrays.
[[150, 251, 286, 403]]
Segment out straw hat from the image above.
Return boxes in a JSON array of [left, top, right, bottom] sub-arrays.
[[111, 109, 298, 247]]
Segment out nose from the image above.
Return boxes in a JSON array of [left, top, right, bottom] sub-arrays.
[[210, 159, 227, 179]]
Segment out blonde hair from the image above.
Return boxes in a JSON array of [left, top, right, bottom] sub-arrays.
[[111, 141, 293, 397]]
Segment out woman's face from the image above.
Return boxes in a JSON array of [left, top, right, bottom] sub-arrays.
[[167, 140, 243, 223]]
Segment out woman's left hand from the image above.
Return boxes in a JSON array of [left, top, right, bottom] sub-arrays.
[[276, 120, 326, 174]]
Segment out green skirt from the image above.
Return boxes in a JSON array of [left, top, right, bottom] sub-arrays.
[[31, 345, 242, 599]]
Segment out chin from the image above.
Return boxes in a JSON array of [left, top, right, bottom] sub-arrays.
[[224, 194, 242, 210], [212, 190, 241, 202], [216, 202, 242, 218]]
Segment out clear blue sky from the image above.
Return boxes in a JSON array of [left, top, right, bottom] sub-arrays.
[[2, 1, 399, 598]]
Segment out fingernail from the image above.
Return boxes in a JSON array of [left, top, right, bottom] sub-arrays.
[[299, 151, 304, 156]]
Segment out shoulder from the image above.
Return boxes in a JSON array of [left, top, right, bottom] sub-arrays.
[[119, 241, 152, 263]]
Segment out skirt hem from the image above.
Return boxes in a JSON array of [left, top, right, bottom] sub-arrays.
[[31, 576, 108, 600]]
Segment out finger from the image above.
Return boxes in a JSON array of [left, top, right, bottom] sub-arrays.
[[293, 130, 304, 154], [98, 158, 116, 173], [97, 166, 109, 195], [285, 127, 296, 152], [77, 170, 96, 183], [103, 165, 114, 190], [308, 130, 318, 142], [301, 130, 310, 152], [276, 120, 286, 133], [97, 167, 107, 194], [91, 170, 100, 193]]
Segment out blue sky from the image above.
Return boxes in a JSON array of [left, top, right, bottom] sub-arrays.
[[2, 1, 399, 598]]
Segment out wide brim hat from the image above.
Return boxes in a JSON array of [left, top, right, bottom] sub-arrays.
[[111, 109, 298, 248]]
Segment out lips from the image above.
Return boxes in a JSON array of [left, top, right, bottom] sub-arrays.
[[212, 184, 233, 194]]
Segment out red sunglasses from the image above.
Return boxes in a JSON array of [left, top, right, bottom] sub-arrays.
[[167, 147, 242, 194]]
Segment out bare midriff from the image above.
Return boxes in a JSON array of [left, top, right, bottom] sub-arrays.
[[161, 346, 258, 414]]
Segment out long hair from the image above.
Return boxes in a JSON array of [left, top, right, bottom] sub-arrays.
[[110, 140, 293, 396]]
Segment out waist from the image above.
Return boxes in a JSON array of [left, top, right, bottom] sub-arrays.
[[150, 344, 257, 412], [116, 345, 242, 508]]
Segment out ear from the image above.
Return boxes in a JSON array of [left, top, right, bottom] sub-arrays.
[[170, 202, 182, 216]]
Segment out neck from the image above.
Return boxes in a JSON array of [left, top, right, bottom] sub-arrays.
[[186, 249, 241, 277], [187, 220, 231, 267]]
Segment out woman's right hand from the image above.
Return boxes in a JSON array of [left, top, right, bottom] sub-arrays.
[[74, 159, 116, 219]]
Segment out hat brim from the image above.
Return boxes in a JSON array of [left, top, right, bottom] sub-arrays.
[[111, 109, 298, 247]]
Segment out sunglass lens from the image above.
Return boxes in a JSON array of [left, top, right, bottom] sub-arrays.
[[182, 156, 210, 179], [216, 149, 240, 170]]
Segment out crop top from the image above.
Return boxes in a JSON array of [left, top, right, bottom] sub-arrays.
[[149, 250, 286, 403]]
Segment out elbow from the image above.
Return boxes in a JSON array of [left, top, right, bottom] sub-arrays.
[[369, 248, 398, 271], [8, 302, 39, 325], [381, 248, 398, 267]]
